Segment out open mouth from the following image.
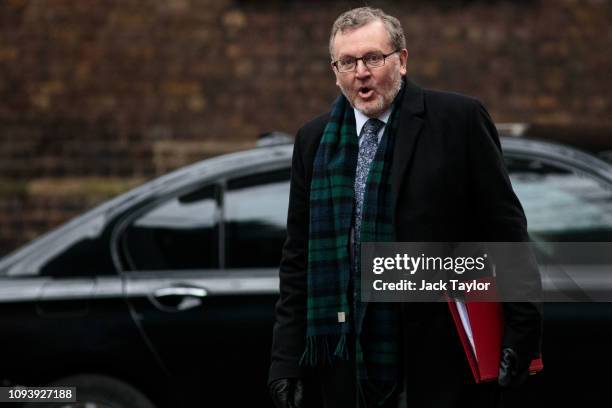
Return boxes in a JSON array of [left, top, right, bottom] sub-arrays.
[[358, 86, 374, 99]]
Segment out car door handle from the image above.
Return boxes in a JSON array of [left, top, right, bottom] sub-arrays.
[[151, 286, 208, 312], [153, 287, 208, 298]]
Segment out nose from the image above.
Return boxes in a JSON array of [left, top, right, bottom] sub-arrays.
[[355, 59, 371, 78]]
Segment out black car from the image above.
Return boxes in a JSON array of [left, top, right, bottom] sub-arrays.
[[1, 136, 612, 407]]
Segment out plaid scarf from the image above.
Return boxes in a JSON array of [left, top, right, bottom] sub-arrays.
[[301, 86, 404, 406]]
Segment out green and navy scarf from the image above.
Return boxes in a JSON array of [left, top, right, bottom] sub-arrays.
[[301, 86, 404, 406]]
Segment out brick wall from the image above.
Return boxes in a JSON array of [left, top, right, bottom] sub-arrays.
[[1, 0, 611, 255]]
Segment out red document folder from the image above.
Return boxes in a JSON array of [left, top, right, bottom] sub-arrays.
[[447, 296, 543, 383]]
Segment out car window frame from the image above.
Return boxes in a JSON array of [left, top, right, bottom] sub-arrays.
[[110, 161, 292, 275], [505, 150, 612, 241], [223, 167, 292, 269], [113, 181, 224, 273], [504, 150, 612, 191]]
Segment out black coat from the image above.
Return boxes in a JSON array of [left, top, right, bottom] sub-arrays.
[[269, 79, 542, 407]]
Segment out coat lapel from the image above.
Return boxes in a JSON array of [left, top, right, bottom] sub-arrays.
[[391, 79, 425, 213]]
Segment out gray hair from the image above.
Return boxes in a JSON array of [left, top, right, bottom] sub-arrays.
[[329, 7, 406, 58]]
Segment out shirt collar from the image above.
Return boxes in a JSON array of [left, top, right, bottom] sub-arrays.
[[354, 107, 392, 137]]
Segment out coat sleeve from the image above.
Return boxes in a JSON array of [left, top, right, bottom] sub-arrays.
[[269, 128, 310, 384], [466, 100, 543, 357]]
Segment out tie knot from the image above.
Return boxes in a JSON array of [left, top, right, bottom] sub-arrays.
[[362, 118, 384, 138]]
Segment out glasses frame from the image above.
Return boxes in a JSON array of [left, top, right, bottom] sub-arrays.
[[332, 49, 401, 73]]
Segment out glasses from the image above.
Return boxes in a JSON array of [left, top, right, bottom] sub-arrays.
[[332, 50, 400, 73]]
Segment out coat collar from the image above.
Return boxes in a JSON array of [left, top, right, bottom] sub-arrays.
[[390, 78, 425, 213]]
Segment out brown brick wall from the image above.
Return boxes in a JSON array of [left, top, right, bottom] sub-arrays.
[[1, 0, 611, 255]]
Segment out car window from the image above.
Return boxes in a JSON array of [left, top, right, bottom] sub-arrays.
[[121, 185, 221, 271], [224, 169, 290, 268], [506, 157, 612, 242]]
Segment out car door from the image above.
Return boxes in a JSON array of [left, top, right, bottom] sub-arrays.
[[0, 223, 168, 405], [118, 167, 290, 408], [505, 154, 612, 405]]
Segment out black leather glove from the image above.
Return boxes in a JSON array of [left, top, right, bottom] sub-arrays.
[[269, 378, 304, 408], [498, 347, 530, 388]]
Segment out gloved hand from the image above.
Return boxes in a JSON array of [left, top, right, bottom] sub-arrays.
[[269, 378, 304, 408], [498, 347, 530, 388]]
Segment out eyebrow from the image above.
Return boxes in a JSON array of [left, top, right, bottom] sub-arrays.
[[338, 49, 383, 58]]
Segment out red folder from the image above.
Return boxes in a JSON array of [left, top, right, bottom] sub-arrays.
[[446, 281, 543, 383]]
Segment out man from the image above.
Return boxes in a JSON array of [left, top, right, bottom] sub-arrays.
[[269, 7, 541, 408]]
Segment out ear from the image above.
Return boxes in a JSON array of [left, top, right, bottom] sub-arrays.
[[399, 48, 408, 76], [331, 63, 341, 87]]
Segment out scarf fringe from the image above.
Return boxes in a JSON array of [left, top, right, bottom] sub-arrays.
[[299, 334, 349, 366], [333, 332, 349, 360]]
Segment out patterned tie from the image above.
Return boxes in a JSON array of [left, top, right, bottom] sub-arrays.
[[354, 118, 385, 243]]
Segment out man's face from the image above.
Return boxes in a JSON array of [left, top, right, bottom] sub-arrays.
[[331, 20, 408, 117]]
